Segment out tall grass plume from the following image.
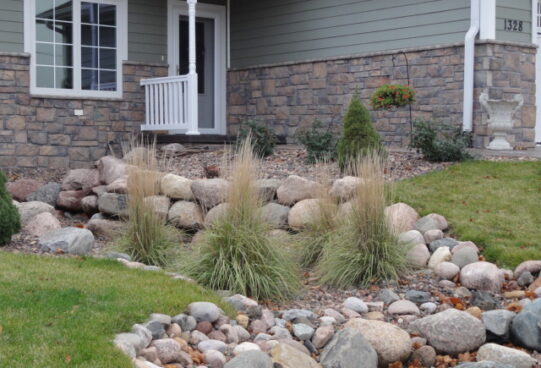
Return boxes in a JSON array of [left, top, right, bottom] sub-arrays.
[[184, 137, 300, 300]]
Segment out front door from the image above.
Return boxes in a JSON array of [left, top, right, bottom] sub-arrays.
[[178, 16, 215, 130]]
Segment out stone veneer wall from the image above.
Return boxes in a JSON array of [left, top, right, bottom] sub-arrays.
[[227, 41, 536, 149], [0, 53, 168, 168]]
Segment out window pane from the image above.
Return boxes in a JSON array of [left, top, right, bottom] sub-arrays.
[[100, 70, 116, 91], [36, 0, 54, 19], [54, 21, 73, 43], [55, 0, 73, 22], [81, 25, 98, 46], [55, 67, 73, 89], [36, 43, 54, 65], [36, 66, 54, 87], [100, 49, 116, 69], [99, 26, 115, 47], [82, 47, 98, 68], [82, 69, 99, 90], [81, 2, 98, 24], [36, 20, 54, 42], [99, 4, 116, 26], [55, 44, 72, 66]]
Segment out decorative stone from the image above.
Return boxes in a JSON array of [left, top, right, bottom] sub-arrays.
[[411, 346, 437, 367], [198, 339, 227, 353], [62, 168, 100, 192], [191, 178, 229, 209], [97, 156, 128, 185], [471, 291, 500, 311], [38, 227, 95, 255], [161, 173, 194, 200], [256, 179, 281, 203], [204, 349, 227, 368], [424, 229, 443, 244], [7, 179, 42, 201], [271, 343, 320, 368], [429, 238, 459, 252], [168, 200, 204, 229], [323, 309, 346, 323], [276, 175, 323, 206], [405, 290, 431, 304], [343, 297, 368, 314], [98, 193, 129, 218], [320, 328, 377, 368], [460, 262, 503, 294], [377, 289, 400, 305], [329, 176, 363, 201], [452, 241, 480, 255], [287, 198, 321, 230], [143, 195, 170, 219], [161, 143, 186, 155], [428, 246, 452, 269], [510, 298, 541, 351], [415, 215, 441, 233], [18, 201, 55, 225], [388, 300, 420, 315], [282, 309, 316, 321], [205, 203, 230, 226], [114, 333, 146, 355], [56, 190, 86, 211], [150, 338, 182, 364], [398, 230, 425, 246], [451, 247, 479, 268], [144, 320, 166, 340], [345, 318, 411, 366], [476, 343, 536, 368], [188, 302, 221, 322], [312, 325, 334, 349], [224, 350, 273, 368], [292, 323, 315, 341], [410, 309, 486, 354], [514, 260, 541, 278], [261, 203, 290, 229], [384, 202, 420, 234], [517, 271, 534, 287], [106, 177, 128, 194], [26, 183, 62, 206], [233, 342, 261, 355], [435, 262, 460, 280], [481, 310, 515, 340], [24, 212, 61, 237], [406, 243, 431, 268], [86, 219, 124, 240], [81, 195, 99, 214], [420, 302, 438, 314]]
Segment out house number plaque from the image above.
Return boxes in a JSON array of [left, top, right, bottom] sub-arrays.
[[503, 19, 524, 32]]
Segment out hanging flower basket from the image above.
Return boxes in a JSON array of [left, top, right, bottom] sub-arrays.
[[370, 84, 416, 110]]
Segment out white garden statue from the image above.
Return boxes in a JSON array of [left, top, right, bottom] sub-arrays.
[[479, 92, 524, 150]]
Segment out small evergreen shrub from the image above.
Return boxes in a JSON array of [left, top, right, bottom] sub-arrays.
[[238, 120, 277, 157], [185, 138, 300, 300], [318, 153, 409, 288], [410, 120, 473, 162], [295, 120, 337, 163], [370, 84, 416, 110], [0, 171, 21, 245], [337, 95, 384, 170]]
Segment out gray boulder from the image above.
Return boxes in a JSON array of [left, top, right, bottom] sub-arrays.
[[481, 310, 515, 341], [256, 179, 281, 203], [26, 183, 62, 206], [38, 227, 95, 255], [456, 363, 512, 368], [471, 291, 500, 311], [410, 308, 486, 354], [261, 203, 290, 229], [429, 238, 459, 252], [405, 290, 431, 304], [452, 247, 479, 268], [476, 343, 536, 368], [191, 178, 229, 209], [224, 350, 273, 368], [168, 200, 204, 229], [320, 328, 378, 368], [98, 193, 129, 218], [18, 201, 55, 225], [510, 298, 541, 351], [188, 302, 221, 322], [276, 175, 322, 206]]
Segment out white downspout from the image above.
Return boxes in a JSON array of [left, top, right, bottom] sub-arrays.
[[463, 0, 481, 132]]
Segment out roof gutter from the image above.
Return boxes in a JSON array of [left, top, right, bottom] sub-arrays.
[[463, 0, 481, 132]]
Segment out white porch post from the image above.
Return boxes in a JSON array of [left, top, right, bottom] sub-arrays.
[[186, 0, 200, 135]]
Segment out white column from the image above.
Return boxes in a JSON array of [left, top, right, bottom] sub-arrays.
[[479, 0, 496, 40], [186, 0, 200, 135]]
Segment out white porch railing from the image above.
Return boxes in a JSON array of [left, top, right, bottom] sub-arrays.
[[140, 75, 190, 131]]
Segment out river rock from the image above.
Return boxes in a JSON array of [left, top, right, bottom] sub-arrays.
[[460, 262, 503, 293], [411, 345, 436, 367], [320, 328, 378, 368], [56, 190, 86, 212], [204, 203, 229, 226], [97, 156, 128, 185], [452, 247, 479, 268], [428, 246, 452, 269], [481, 310, 515, 340], [106, 177, 128, 194], [398, 230, 425, 246], [168, 200, 204, 229], [410, 308, 486, 354], [86, 219, 125, 240], [81, 195, 98, 214], [435, 262, 460, 280], [424, 229, 443, 243], [24, 212, 61, 237], [191, 178, 229, 209], [38, 227, 95, 255], [312, 325, 334, 349], [384, 202, 420, 234], [188, 302, 221, 322], [476, 343, 536, 368], [429, 238, 459, 252], [452, 241, 480, 255], [98, 193, 129, 217], [62, 168, 100, 192], [407, 243, 431, 268], [346, 318, 411, 366], [329, 176, 363, 201], [293, 323, 315, 341], [150, 338, 181, 364], [514, 260, 541, 278], [343, 297, 368, 314], [224, 350, 273, 368], [255, 179, 281, 203], [415, 214, 446, 233], [277, 175, 322, 206], [510, 298, 541, 351], [26, 183, 62, 206], [18, 201, 55, 225], [471, 291, 500, 311], [405, 290, 431, 304], [271, 343, 321, 368], [288, 198, 321, 230], [388, 300, 420, 315], [261, 203, 290, 229], [7, 178, 42, 201], [161, 173, 194, 200]]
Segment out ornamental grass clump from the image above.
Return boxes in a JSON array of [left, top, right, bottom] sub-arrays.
[[118, 138, 178, 266], [298, 164, 338, 268], [185, 138, 300, 301], [318, 152, 408, 288], [0, 170, 21, 245]]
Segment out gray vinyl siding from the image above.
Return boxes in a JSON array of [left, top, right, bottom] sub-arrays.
[[496, 0, 532, 43], [0, 0, 24, 53], [230, 0, 471, 68]]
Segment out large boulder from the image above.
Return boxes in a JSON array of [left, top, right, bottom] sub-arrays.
[[261, 203, 290, 229], [329, 176, 363, 201], [61, 169, 100, 192], [106, 178, 128, 194], [97, 156, 128, 185], [26, 183, 62, 206], [460, 262, 503, 294], [514, 260, 541, 278], [224, 350, 273, 368], [86, 219, 125, 240], [18, 201, 55, 225], [345, 318, 411, 366], [476, 343, 536, 368], [410, 308, 486, 354], [270, 343, 321, 368], [205, 203, 229, 226], [143, 196, 170, 219], [256, 179, 281, 203], [168, 201, 204, 229], [510, 298, 541, 351], [191, 179, 229, 209], [384, 203, 420, 234], [56, 190, 86, 212], [81, 195, 99, 214], [415, 213, 448, 233], [398, 230, 425, 246], [24, 212, 61, 237], [288, 199, 321, 231], [98, 193, 129, 218], [38, 227, 95, 255], [320, 328, 378, 368], [161, 174, 194, 200], [7, 179, 42, 201], [406, 243, 431, 268], [276, 175, 323, 206]]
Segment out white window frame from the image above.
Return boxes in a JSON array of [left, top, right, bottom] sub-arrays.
[[24, 0, 128, 99]]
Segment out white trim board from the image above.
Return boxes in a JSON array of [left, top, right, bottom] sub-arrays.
[[167, 0, 227, 135]]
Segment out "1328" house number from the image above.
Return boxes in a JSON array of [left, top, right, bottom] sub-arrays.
[[504, 19, 524, 32]]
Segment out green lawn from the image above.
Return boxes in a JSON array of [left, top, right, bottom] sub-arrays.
[[0, 252, 231, 368], [395, 160, 541, 268]]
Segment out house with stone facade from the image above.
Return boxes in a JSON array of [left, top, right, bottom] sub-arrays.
[[0, 0, 539, 168]]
